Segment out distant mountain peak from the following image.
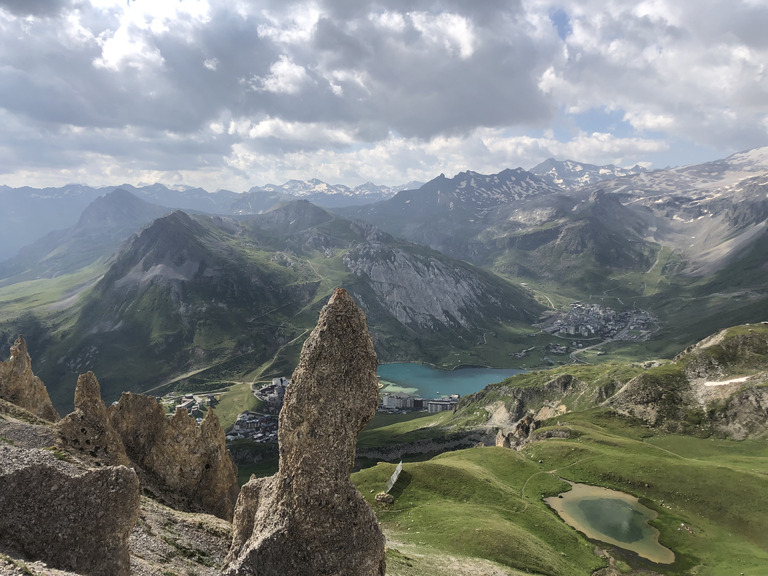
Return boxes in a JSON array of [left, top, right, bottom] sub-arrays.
[[531, 158, 645, 190]]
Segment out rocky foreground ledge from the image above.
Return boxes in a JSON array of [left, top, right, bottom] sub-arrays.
[[0, 443, 139, 576]]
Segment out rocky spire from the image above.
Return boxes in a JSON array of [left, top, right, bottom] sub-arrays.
[[0, 335, 59, 422], [224, 288, 386, 576], [57, 371, 131, 467]]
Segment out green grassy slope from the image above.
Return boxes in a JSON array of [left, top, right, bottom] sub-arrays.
[[352, 412, 768, 576], [348, 325, 768, 575]]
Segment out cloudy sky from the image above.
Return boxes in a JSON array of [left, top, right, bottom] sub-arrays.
[[1, 0, 767, 191]]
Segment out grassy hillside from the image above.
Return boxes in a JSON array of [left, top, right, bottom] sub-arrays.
[[346, 325, 768, 575], [352, 412, 768, 575]]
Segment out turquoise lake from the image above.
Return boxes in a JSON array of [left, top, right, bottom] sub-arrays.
[[377, 363, 524, 399]]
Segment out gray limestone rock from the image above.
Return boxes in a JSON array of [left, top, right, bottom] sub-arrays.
[[0, 335, 58, 422], [224, 288, 386, 576], [108, 392, 239, 521], [57, 371, 131, 466], [0, 443, 139, 576]]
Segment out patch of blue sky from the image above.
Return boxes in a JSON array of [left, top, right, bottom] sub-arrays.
[[570, 107, 636, 138], [549, 8, 572, 41]]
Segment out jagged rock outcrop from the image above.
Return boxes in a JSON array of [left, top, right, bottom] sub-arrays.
[[0, 443, 139, 576], [609, 326, 768, 437], [57, 371, 130, 466], [224, 288, 386, 576], [495, 413, 539, 449], [711, 386, 768, 440], [496, 428, 512, 448], [108, 393, 239, 521], [0, 335, 58, 422]]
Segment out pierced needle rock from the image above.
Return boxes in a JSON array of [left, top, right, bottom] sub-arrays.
[[0, 335, 59, 422], [224, 288, 386, 576]]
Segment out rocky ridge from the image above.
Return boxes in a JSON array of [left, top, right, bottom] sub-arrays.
[[344, 241, 532, 332], [608, 324, 768, 438], [0, 336, 241, 576], [109, 392, 239, 521], [530, 157, 646, 190], [435, 326, 768, 449], [224, 289, 386, 576]]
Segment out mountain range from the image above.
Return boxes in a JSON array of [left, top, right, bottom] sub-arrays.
[[4, 148, 768, 576], [4, 198, 539, 411], [341, 147, 768, 351], [0, 179, 421, 262], [3, 146, 768, 410]]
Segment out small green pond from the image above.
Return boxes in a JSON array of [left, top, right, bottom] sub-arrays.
[[545, 482, 675, 564]]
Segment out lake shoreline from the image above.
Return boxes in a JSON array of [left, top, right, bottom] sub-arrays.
[[545, 481, 675, 565], [377, 363, 526, 400]]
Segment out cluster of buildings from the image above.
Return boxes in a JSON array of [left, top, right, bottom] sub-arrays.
[[226, 375, 462, 444], [256, 377, 290, 414], [541, 303, 656, 340], [170, 393, 216, 417], [379, 393, 460, 414], [225, 377, 291, 443], [226, 411, 278, 443]]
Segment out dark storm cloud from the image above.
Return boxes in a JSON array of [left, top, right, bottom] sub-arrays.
[[0, 0, 552, 140]]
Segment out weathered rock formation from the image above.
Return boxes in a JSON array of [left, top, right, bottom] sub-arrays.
[[57, 371, 130, 466], [0, 335, 58, 422], [224, 288, 386, 576], [609, 326, 768, 437], [0, 443, 139, 576], [108, 392, 239, 521]]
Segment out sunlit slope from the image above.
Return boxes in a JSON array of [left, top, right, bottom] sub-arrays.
[[353, 415, 768, 576]]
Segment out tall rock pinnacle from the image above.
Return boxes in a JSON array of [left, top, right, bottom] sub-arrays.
[[0, 335, 59, 422], [58, 371, 131, 467], [224, 288, 386, 576]]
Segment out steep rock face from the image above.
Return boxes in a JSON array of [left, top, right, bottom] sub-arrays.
[[607, 370, 695, 428], [108, 393, 239, 521], [224, 288, 386, 576], [713, 387, 768, 440], [472, 374, 589, 429], [0, 443, 139, 576], [343, 241, 535, 333], [57, 371, 130, 466], [0, 335, 58, 422]]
